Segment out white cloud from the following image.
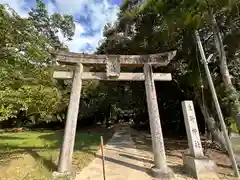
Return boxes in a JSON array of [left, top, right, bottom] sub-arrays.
[[50, 0, 88, 15], [0, 0, 119, 53], [51, 0, 119, 53], [0, 0, 29, 17]]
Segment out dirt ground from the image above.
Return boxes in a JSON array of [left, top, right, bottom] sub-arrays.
[[131, 130, 239, 180]]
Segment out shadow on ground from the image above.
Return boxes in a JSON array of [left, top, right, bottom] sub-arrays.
[[130, 129, 195, 178], [26, 149, 57, 171], [0, 127, 113, 172], [97, 154, 150, 173]]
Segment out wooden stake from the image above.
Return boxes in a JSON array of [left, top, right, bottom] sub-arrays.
[[100, 136, 106, 180]]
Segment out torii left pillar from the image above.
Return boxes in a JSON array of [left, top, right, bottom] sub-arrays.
[[53, 63, 83, 179]]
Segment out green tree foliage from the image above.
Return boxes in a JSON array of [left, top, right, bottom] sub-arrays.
[[96, 0, 240, 133], [0, 2, 74, 124], [1, 0, 239, 134], [28, 0, 75, 50]]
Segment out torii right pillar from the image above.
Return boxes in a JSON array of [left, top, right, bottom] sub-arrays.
[[144, 64, 175, 179]]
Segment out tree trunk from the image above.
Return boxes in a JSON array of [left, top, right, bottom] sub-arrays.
[[197, 97, 227, 150], [212, 15, 240, 130]]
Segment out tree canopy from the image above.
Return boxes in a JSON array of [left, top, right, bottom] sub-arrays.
[[96, 0, 240, 134], [0, 1, 74, 124], [0, 0, 239, 137]]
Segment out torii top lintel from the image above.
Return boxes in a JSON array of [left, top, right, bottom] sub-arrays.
[[54, 50, 177, 66]]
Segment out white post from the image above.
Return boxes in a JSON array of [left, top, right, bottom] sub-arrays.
[[58, 63, 83, 173], [143, 64, 167, 169]]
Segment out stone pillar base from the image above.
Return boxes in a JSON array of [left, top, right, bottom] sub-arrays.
[[52, 170, 76, 180], [183, 154, 219, 179], [151, 166, 175, 179]]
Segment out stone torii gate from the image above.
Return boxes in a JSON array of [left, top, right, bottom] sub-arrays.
[[53, 51, 176, 179]]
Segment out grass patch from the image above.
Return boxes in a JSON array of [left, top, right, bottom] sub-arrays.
[[0, 128, 113, 180], [230, 122, 239, 133]]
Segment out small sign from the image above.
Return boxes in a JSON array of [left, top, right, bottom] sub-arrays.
[[106, 56, 120, 78], [182, 101, 204, 157]]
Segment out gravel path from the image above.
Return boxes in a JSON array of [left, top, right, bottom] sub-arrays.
[[76, 124, 153, 180]]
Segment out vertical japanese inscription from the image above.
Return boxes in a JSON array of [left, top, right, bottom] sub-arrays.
[[181, 101, 204, 157], [188, 104, 193, 111], [189, 115, 196, 122]]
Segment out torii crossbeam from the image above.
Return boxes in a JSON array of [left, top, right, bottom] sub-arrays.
[[55, 51, 176, 66], [52, 51, 177, 179]]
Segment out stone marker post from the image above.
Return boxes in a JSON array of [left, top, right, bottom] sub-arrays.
[[181, 101, 218, 179], [53, 64, 83, 179], [144, 64, 174, 178], [182, 101, 204, 157]]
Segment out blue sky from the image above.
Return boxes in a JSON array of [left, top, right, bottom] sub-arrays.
[[0, 0, 122, 53]]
